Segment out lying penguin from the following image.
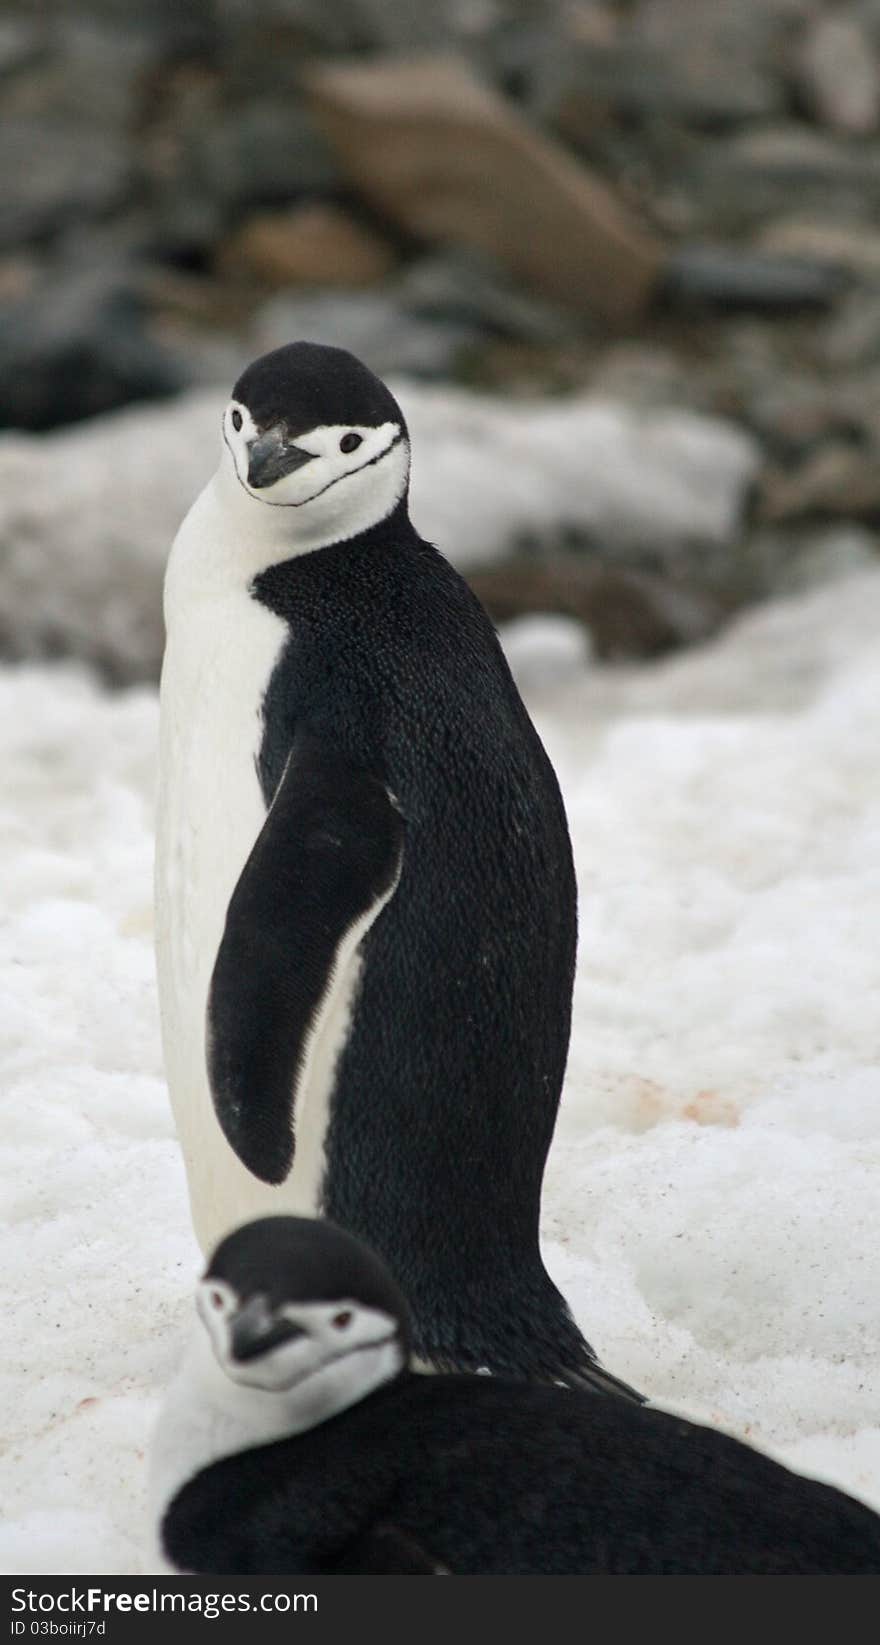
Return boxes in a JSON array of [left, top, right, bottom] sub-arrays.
[[152, 1217, 880, 1576], [155, 339, 636, 1395]]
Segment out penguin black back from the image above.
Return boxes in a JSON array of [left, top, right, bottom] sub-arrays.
[[249, 512, 586, 1379]]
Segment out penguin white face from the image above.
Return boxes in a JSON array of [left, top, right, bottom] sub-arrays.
[[195, 1217, 411, 1433], [215, 342, 411, 555], [223, 401, 405, 509]]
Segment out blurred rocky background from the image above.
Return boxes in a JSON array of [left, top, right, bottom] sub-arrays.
[[2, 0, 880, 681]]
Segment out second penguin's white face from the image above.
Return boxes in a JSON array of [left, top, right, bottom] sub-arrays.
[[222, 399, 408, 524], [196, 1278, 404, 1434]]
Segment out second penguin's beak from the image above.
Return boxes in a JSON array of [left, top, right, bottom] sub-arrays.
[[229, 1296, 306, 1362], [247, 427, 315, 490]]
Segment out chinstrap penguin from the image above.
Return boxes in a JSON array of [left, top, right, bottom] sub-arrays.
[[155, 339, 637, 1394], [154, 1217, 880, 1577]]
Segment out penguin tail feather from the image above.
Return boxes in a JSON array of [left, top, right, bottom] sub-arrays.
[[562, 1359, 647, 1404]]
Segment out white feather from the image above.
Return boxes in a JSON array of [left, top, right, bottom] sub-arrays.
[[155, 419, 409, 1253]]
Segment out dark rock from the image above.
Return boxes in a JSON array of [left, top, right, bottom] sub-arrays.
[[143, 91, 341, 255], [466, 556, 724, 661], [0, 117, 132, 250], [820, 290, 880, 369], [394, 249, 574, 345], [630, 0, 817, 62], [664, 243, 845, 313], [523, 0, 805, 137], [0, 260, 186, 431], [184, 98, 340, 212], [545, 42, 781, 137], [759, 440, 880, 522], [0, 20, 51, 83], [215, 0, 434, 55], [690, 124, 880, 231], [254, 289, 479, 379], [744, 380, 850, 461]]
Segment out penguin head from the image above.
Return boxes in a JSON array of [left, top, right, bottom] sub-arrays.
[[219, 342, 410, 552], [196, 1217, 410, 1428]]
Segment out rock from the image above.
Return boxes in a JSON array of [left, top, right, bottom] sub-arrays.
[[531, 0, 809, 137], [0, 19, 50, 83], [183, 98, 341, 213], [820, 290, 880, 370], [0, 254, 40, 305], [305, 54, 663, 325], [759, 217, 880, 280], [664, 243, 844, 312], [0, 260, 185, 431], [142, 88, 340, 256], [219, 204, 397, 287], [744, 379, 846, 460], [759, 441, 880, 522], [690, 124, 880, 231], [0, 385, 759, 681], [0, 117, 131, 250], [586, 343, 698, 410], [465, 558, 723, 660], [215, 0, 471, 55], [254, 291, 480, 379], [795, 12, 880, 136], [393, 249, 573, 345]]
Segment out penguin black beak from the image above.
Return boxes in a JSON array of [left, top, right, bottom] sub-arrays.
[[247, 427, 315, 490], [229, 1297, 306, 1362]]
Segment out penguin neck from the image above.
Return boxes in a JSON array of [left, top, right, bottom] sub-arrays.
[[151, 1323, 408, 1517], [167, 457, 414, 611]]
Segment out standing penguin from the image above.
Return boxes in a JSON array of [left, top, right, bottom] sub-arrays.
[[153, 1218, 880, 1577], [155, 341, 633, 1391]]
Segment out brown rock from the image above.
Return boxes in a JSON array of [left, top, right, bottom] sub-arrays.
[[466, 558, 722, 660], [219, 204, 397, 288], [795, 13, 880, 136], [760, 441, 880, 522], [305, 55, 663, 326]]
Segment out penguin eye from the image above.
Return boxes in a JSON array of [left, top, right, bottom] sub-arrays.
[[209, 1289, 226, 1311], [332, 1310, 353, 1330], [231, 409, 243, 432], [339, 432, 362, 454]]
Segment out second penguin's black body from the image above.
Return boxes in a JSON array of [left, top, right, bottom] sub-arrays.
[[210, 495, 592, 1382]]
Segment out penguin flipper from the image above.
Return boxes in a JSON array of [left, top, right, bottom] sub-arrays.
[[207, 729, 404, 1184]]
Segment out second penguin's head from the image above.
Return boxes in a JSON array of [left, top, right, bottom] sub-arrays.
[[198, 1216, 411, 1430]]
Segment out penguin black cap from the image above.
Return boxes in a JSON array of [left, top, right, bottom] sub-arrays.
[[205, 1215, 413, 1350], [232, 343, 407, 439]]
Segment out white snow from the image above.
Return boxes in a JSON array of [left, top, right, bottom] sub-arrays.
[[2, 569, 880, 1574]]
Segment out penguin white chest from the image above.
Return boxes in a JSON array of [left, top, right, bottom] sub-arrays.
[[157, 585, 284, 1013], [155, 483, 294, 1246]]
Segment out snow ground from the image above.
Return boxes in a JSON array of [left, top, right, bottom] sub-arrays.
[[2, 569, 880, 1574]]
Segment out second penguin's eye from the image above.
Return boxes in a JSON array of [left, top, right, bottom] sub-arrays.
[[339, 432, 362, 453], [231, 409, 243, 432]]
